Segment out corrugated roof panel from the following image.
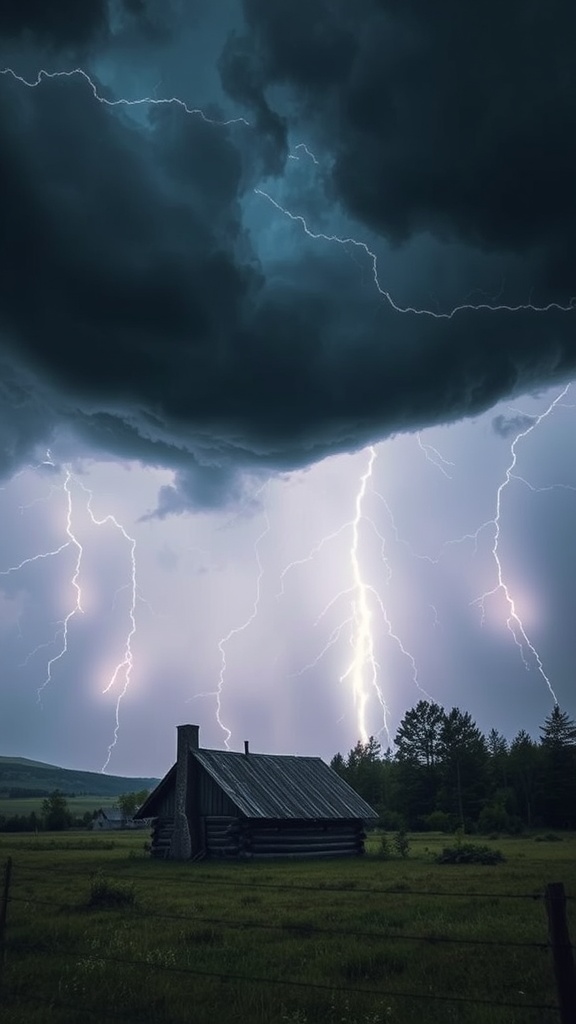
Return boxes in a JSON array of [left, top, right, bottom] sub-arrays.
[[193, 750, 378, 820]]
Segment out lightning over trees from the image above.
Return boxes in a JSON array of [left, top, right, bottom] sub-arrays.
[[332, 702, 576, 831]]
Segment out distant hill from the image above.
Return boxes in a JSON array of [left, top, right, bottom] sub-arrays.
[[0, 756, 159, 798]]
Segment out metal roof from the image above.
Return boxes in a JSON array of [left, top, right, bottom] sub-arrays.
[[193, 749, 378, 820], [97, 809, 126, 821]]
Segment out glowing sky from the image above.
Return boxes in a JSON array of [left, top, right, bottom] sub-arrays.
[[0, 1, 575, 776]]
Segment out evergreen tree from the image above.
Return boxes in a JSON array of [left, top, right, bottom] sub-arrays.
[[438, 708, 488, 828], [486, 728, 509, 790], [508, 730, 539, 827], [344, 737, 384, 807], [538, 706, 576, 828], [540, 705, 576, 748], [394, 701, 445, 825]]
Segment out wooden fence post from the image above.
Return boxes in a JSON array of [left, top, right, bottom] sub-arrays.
[[545, 882, 576, 1024], [0, 856, 13, 978]]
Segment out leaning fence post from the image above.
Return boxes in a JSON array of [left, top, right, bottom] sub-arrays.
[[545, 882, 576, 1024], [0, 857, 12, 978]]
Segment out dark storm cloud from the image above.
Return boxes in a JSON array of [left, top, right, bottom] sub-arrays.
[[0, 0, 174, 50], [222, 0, 576, 285], [492, 413, 537, 439], [0, 0, 110, 46], [0, 2, 575, 509]]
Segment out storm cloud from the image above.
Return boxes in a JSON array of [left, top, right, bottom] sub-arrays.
[[0, 1, 575, 509]]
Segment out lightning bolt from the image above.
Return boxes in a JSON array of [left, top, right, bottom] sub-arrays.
[[342, 447, 388, 743], [4, 468, 85, 706], [189, 503, 271, 748], [470, 386, 571, 701], [416, 433, 455, 479], [0, 469, 81, 700], [0, 460, 139, 769], [75, 479, 138, 772], [254, 189, 576, 318], [9, 67, 574, 318], [282, 447, 431, 746], [0, 67, 249, 127]]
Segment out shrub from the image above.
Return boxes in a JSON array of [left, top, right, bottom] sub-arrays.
[[88, 871, 136, 908], [379, 832, 392, 859], [436, 842, 505, 865], [534, 833, 563, 843], [393, 829, 410, 859], [421, 810, 454, 833], [478, 803, 511, 834]]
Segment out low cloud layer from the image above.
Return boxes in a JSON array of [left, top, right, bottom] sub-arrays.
[[1, 1, 574, 509]]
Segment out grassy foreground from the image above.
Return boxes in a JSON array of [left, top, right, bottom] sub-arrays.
[[1, 830, 575, 1024]]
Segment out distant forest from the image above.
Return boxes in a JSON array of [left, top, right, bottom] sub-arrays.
[[330, 702, 576, 832]]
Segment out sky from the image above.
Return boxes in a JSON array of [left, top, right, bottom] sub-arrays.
[[0, 0, 575, 778]]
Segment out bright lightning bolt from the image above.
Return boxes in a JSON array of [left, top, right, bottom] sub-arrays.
[[341, 447, 388, 743], [470, 387, 571, 702], [283, 447, 431, 746]]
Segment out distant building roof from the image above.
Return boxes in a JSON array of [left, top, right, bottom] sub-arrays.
[[97, 808, 126, 822], [138, 749, 377, 821]]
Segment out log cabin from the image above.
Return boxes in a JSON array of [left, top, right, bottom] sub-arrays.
[[134, 724, 378, 860]]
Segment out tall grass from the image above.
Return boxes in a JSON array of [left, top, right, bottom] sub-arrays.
[[1, 830, 574, 1023]]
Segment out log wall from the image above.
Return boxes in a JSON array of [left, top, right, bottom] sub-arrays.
[[150, 817, 174, 859]]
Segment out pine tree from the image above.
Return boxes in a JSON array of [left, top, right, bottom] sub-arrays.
[[539, 706, 576, 828]]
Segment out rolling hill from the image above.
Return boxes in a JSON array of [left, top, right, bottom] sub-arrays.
[[0, 755, 159, 798]]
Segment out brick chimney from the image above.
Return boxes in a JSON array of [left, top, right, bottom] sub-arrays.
[[170, 725, 199, 860]]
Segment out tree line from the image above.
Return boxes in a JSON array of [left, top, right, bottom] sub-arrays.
[[330, 702, 576, 832], [0, 789, 150, 832]]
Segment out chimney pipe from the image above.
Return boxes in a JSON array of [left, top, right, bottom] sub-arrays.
[[244, 740, 249, 756]]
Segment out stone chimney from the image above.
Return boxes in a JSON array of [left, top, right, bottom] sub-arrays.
[[170, 724, 199, 859]]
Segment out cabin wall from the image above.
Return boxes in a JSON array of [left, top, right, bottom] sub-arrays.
[[149, 785, 175, 819], [151, 817, 174, 858], [202, 817, 366, 859], [204, 815, 241, 857], [242, 819, 366, 858]]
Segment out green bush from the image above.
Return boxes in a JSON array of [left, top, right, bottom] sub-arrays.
[[379, 832, 392, 859], [421, 810, 454, 833], [436, 842, 505, 865], [393, 829, 410, 859], [88, 871, 136, 908], [534, 833, 563, 843]]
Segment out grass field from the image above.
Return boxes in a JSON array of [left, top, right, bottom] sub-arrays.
[[1, 830, 575, 1024], [0, 795, 120, 817]]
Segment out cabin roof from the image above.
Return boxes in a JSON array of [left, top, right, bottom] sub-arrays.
[[196, 749, 377, 820], [136, 749, 377, 821], [97, 808, 126, 822]]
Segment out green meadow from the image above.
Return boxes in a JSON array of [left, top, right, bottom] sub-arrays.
[[1, 831, 575, 1024], [0, 795, 120, 818]]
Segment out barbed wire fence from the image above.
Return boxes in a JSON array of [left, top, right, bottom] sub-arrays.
[[1, 857, 575, 1023]]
